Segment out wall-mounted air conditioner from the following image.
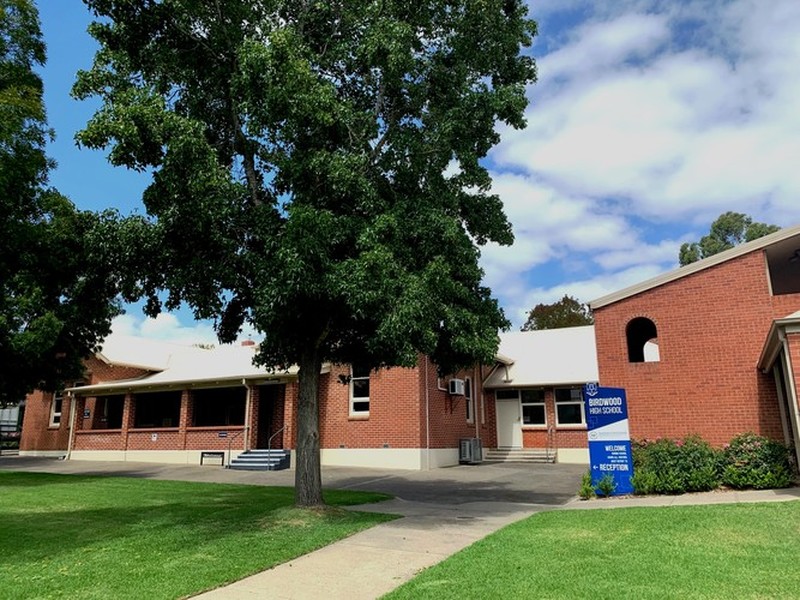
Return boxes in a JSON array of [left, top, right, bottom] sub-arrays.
[[448, 378, 465, 396]]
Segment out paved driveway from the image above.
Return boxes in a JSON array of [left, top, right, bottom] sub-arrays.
[[0, 456, 584, 507]]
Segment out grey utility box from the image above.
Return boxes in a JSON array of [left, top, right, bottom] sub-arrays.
[[459, 437, 483, 464]]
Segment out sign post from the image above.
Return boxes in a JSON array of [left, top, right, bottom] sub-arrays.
[[583, 383, 634, 496]]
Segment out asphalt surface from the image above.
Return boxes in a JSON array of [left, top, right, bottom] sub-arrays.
[[0, 455, 586, 506]]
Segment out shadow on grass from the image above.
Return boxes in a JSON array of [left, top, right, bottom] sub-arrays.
[[0, 472, 393, 569]]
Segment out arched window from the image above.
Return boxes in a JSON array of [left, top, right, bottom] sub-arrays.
[[626, 317, 659, 363]]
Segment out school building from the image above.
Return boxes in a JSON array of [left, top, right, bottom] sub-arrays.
[[19, 224, 800, 469]]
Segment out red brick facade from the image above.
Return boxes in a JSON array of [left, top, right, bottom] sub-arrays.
[[20, 357, 152, 453], [21, 355, 489, 462], [594, 249, 800, 446]]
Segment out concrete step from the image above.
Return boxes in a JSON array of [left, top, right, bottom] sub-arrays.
[[229, 449, 290, 471], [484, 448, 556, 463]]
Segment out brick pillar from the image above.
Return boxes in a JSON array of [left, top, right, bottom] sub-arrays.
[[247, 386, 259, 450], [73, 396, 86, 432], [121, 393, 135, 451], [179, 390, 190, 450], [284, 382, 296, 450]]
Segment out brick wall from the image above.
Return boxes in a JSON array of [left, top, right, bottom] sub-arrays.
[[21, 357, 152, 452], [316, 364, 423, 450], [594, 250, 800, 445], [420, 360, 493, 449]]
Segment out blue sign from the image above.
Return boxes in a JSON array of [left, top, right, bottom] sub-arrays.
[[584, 384, 634, 496], [218, 432, 228, 438]]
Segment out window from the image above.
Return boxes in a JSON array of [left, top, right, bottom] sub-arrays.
[[495, 389, 519, 401], [521, 389, 546, 426], [133, 391, 181, 428], [465, 377, 473, 422], [192, 388, 246, 426], [626, 317, 659, 363], [350, 364, 370, 415], [555, 388, 584, 426], [95, 395, 124, 429], [49, 391, 64, 427], [495, 389, 546, 426]]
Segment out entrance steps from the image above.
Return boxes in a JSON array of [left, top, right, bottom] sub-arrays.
[[228, 449, 290, 471], [483, 448, 556, 463]]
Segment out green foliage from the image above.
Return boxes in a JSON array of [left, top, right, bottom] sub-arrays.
[[0, 0, 138, 404], [595, 473, 617, 497], [0, 472, 394, 599], [386, 503, 800, 599], [578, 471, 595, 500], [75, 0, 538, 504], [631, 436, 721, 495], [521, 294, 593, 331], [721, 432, 795, 490], [679, 211, 780, 266]]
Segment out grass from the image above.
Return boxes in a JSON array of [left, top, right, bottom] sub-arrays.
[[0, 471, 395, 599], [385, 502, 800, 600]]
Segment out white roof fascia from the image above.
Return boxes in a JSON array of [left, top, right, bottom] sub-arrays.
[[68, 372, 294, 396], [590, 224, 800, 310]]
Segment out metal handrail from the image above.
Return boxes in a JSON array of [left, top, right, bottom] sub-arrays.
[[225, 428, 246, 468], [268, 425, 285, 452], [545, 423, 556, 462]]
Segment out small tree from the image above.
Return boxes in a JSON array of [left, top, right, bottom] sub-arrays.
[[76, 0, 538, 506], [679, 212, 780, 266], [521, 295, 593, 331]]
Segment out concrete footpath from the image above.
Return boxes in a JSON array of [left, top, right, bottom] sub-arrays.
[[194, 485, 800, 600], [2, 457, 799, 599]]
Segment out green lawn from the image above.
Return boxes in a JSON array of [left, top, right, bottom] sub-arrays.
[[0, 471, 395, 599], [386, 502, 800, 600]]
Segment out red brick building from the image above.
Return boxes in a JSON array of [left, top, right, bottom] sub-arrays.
[[591, 224, 800, 466], [20, 335, 505, 468], [21, 224, 800, 469]]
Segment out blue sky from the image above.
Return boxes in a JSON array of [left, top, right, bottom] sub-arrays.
[[37, 0, 800, 344]]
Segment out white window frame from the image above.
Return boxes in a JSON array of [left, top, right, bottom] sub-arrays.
[[520, 389, 546, 427], [465, 377, 474, 423], [349, 365, 370, 416], [554, 387, 585, 427], [50, 391, 64, 427]]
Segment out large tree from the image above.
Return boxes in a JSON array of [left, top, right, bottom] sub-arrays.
[[679, 212, 780, 266], [521, 295, 593, 331], [0, 0, 130, 405], [75, 0, 537, 506]]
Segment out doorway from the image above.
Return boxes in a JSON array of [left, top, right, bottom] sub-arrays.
[[496, 398, 522, 448], [255, 384, 283, 449]]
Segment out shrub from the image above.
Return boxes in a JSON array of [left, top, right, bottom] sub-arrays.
[[631, 435, 721, 495], [595, 473, 617, 497], [721, 432, 795, 489], [578, 471, 595, 500]]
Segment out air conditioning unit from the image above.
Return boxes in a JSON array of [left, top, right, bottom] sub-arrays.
[[449, 378, 465, 396], [459, 437, 483, 464]]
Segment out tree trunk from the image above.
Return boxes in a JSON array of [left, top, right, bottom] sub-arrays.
[[294, 346, 324, 507]]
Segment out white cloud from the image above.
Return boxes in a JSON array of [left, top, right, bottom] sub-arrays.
[[110, 312, 260, 347], [484, 0, 800, 328]]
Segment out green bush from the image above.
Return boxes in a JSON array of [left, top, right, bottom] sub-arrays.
[[721, 432, 794, 489], [578, 471, 595, 500], [595, 473, 617, 497], [631, 435, 721, 495]]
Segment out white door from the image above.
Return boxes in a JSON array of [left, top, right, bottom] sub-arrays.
[[496, 399, 522, 448]]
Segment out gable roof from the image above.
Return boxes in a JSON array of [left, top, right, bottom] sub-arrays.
[[95, 334, 206, 371], [484, 326, 598, 388], [71, 336, 326, 395], [590, 223, 800, 310]]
